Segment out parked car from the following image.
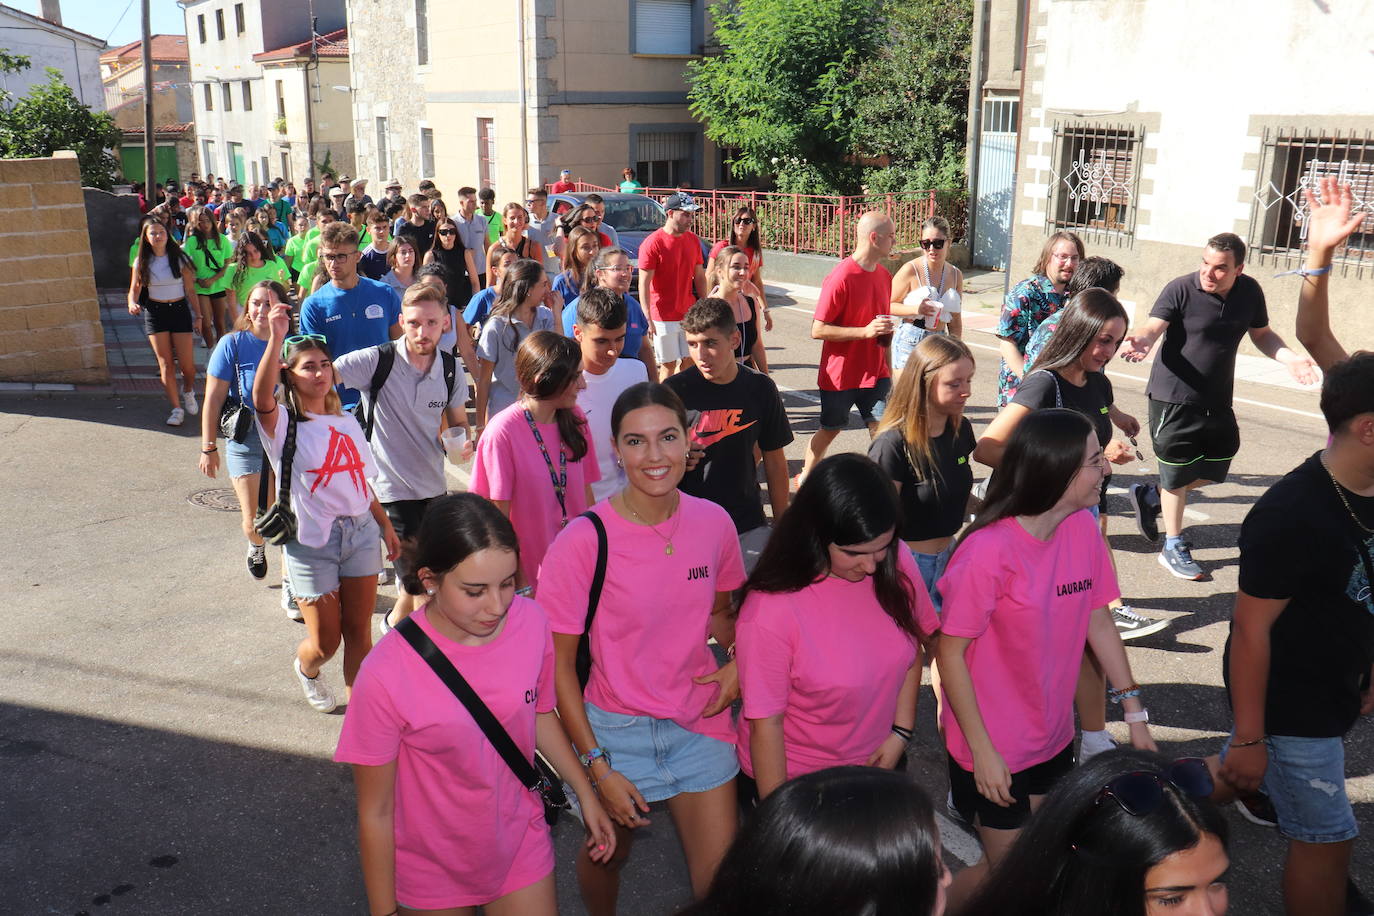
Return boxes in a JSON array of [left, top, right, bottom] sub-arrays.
[[546, 192, 711, 269]]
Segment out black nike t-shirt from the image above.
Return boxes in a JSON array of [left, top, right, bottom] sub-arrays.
[[664, 365, 793, 533]]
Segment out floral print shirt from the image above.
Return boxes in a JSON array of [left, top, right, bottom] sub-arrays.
[[996, 275, 1067, 407]]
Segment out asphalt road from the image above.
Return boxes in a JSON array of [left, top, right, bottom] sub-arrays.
[[0, 282, 1369, 915]]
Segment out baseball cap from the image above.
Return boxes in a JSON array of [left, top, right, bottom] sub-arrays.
[[663, 192, 701, 212], [560, 168, 571, 176]]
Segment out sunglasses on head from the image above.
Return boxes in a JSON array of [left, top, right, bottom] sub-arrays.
[[1094, 758, 1213, 817], [919, 238, 947, 250], [281, 333, 327, 360]]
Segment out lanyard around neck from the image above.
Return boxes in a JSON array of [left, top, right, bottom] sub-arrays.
[[523, 407, 568, 526]]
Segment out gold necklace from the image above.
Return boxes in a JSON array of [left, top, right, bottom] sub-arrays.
[[623, 491, 681, 555], [1321, 454, 1374, 536]]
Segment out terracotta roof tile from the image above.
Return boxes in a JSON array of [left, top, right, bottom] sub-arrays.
[[101, 34, 189, 63], [252, 27, 348, 63]]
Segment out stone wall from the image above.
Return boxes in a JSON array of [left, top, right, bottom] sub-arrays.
[[0, 153, 108, 384]]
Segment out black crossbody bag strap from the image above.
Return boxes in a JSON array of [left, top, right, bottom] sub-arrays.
[[278, 412, 297, 504], [575, 510, 608, 688], [395, 615, 568, 807], [363, 341, 398, 441]]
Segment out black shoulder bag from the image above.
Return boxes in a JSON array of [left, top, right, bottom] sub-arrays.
[[575, 510, 609, 689], [394, 615, 571, 825], [217, 335, 253, 443], [253, 412, 298, 545]]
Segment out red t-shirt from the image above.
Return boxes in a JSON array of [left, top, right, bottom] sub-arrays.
[[708, 240, 760, 276], [550, 180, 575, 193], [639, 228, 704, 322], [814, 257, 892, 391]]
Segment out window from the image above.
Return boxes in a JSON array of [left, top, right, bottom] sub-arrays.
[[415, 0, 430, 66], [983, 98, 1019, 134], [1046, 122, 1141, 239], [280, 151, 291, 183], [477, 118, 496, 190], [717, 145, 760, 187], [234, 3, 245, 35], [420, 127, 435, 179], [202, 139, 216, 174], [215, 8, 225, 40], [197, 14, 206, 43], [634, 0, 693, 55], [222, 82, 233, 111], [242, 81, 252, 110], [376, 117, 390, 179], [203, 82, 213, 110], [636, 130, 695, 187], [1250, 129, 1374, 274], [275, 80, 285, 118]]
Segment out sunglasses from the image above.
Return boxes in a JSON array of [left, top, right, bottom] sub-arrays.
[[582, 214, 603, 223], [281, 333, 327, 359], [735, 217, 755, 225], [1094, 758, 1213, 817], [919, 238, 947, 250], [437, 229, 457, 236]]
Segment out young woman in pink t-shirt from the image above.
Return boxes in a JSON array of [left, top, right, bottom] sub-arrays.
[[935, 408, 1156, 908], [471, 331, 598, 591], [538, 382, 746, 913], [336, 493, 615, 915], [736, 453, 939, 799]]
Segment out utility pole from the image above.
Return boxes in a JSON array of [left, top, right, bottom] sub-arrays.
[[141, 0, 155, 190]]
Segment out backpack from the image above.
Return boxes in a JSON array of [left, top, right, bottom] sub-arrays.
[[362, 340, 457, 440]]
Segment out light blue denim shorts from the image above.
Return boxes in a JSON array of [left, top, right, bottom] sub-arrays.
[[909, 541, 954, 615], [1221, 733, 1357, 844], [585, 702, 739, 803], [224, 421, 264, 479], [282, 513, 382, 599], [891, 322, 930, 371]]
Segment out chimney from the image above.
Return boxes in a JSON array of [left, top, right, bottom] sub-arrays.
[[40, 0, 62, 26]]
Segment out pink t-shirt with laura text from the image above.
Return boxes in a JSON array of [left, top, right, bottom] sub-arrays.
[[334, 598, 556, 909], [736, 546, 939, 778], [539, 494, 746, 743], [470, 402, 600, 587], [938, 511, 1119, 773]]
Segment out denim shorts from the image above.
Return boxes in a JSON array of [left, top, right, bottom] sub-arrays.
[[818, 377, 892, 430], [283, 513, 382, 599], [1221, 733, 1357, 844], [584, 702, 739, 803], [908, 541, 953, 614], [223, 420, 264, 479], [891, 322, 931, 371]]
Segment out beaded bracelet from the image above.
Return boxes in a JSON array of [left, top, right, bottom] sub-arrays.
[[1107, 683, 1141, 705]]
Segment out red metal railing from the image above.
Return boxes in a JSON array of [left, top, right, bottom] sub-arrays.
[[545, 181, 968, 258]]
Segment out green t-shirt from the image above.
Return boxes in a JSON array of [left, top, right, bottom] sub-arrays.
[[484, 210, 503, 245], [619, 180, 645, 195], [283, 234, 308, 271], [273, 198, 292, 224], [224, 257, 290, 300], [183, 234, 235, 294]]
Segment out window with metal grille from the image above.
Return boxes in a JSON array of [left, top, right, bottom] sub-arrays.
[[415, 0, 430, 66], [477, 118, 496, 191], [420, 127, 435, 179], [376, 117, 390, 179], [1047, 123, 1141, 239], [635, 0, 693, 55], [637, 131, 694, 188], [1249, 129, 1374, 276]]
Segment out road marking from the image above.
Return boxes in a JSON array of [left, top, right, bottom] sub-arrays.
[[774, 382, 821, 404], [1105, 485, 1208, 520], [934, 812, 981, 866]]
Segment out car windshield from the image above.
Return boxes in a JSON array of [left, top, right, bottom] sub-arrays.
[[603, 198, 666, 233]]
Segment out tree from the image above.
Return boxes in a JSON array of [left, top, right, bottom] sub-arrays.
[[687, 0, 885, 194], [850, 0, 972, 191], [0, 60, 122, 189]]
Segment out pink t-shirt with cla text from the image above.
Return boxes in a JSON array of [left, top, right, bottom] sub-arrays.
[[470, 402, 600, 587], [814, 257, 892, 392], [538, 494, 746, 743], [639, 228, 704, 322], [334, 599, 556, 909], [736, 546, 939, 778], [938, 511, 1119, 773]]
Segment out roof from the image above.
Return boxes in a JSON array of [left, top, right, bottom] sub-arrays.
[[252, 27, 348, 63], [121, 122, 194, 136], [101, 35, 189, 64], [0, 2, 107, 47]]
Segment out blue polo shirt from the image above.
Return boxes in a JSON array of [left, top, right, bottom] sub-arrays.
[[463, 286, 499, 327], [561, 292, 649, 360], [300, 277, 402, 407]]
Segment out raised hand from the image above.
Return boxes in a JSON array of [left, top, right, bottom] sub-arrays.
[[1302, 176, 1367, 255]]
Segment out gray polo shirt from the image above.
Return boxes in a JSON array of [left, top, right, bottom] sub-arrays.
[[334, 342, 468, 503], [476, 306, 556, 418], [527, 210, 562, 274], [457, 213, 489, 274]]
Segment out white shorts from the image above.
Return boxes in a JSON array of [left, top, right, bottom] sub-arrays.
[[651, 320, 688, 364]]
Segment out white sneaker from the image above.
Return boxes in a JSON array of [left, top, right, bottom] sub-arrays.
[[182, 388, 199, 416], [1079, 729, 1117, 762], [293, 658, 336, 712], [166, 407, 185, 427]]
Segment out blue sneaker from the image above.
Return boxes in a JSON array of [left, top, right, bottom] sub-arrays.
[[1159, 541, 1204, 580]]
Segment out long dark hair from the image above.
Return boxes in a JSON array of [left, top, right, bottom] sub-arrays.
[[490, 258, 547, 353], [399, 493, 520, 596], [1032, 288, 1129, 375], [962, 749, 1229, 916], [133, 216, 189, 290], [679, 767, 943, 916], [728, 204, 761, 252], [514, 330, 589, 461], [956, 408, 1094, 552], [745, 454, 920, 638], [231, 229, 272, 294], [278, 335, 341, 419]]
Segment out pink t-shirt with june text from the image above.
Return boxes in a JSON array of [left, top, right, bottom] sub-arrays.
[[538, 494, 746, 743], [736, 546, 939, 778], [470, 402, 600, 588], [334, 599, 556, 909], [937, 511, 1119, 773]]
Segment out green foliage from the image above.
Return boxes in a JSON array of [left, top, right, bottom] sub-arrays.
[[851, 0, 972, 190], [0, 50, 32, 75], [273, 116, 288, 134], [688, 0, 885, 194], [0, 65, 121, 189]]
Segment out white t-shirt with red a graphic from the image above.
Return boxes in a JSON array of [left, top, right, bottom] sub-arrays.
[[258, 409, 378, 548]]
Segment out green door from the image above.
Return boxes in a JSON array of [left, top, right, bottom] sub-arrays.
[[229, 142, 245, 183], [119, 144, 181, 184]]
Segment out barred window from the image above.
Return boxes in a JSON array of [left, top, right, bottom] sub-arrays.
[[1047, 123, 1141, 241], [1250, 128, 1374, 275]]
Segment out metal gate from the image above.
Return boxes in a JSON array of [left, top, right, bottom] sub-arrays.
[[973, 98, 1019, 270]]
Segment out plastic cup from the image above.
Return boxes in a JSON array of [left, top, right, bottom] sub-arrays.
[[441, 427, 469, 464]]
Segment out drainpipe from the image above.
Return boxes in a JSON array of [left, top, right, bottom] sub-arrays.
[[965, 0, 988, 256], [517, 0, 529, 191]]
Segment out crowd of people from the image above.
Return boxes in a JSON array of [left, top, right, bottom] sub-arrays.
[[125, 165, 1374, 915]]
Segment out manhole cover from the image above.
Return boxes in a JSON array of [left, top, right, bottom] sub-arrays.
[[187, 488, 241, 512]]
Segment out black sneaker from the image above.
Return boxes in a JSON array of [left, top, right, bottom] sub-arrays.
[[1234, 793, 1278, 828], [1130, 482, 1160, 542], [247, 543, 267, 580], [1347, 879, 1374, 916], [1112, 605, 1170, 640]]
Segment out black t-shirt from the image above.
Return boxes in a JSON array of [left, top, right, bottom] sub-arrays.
[[358, 248, 390, 281], [868, 419, 976, 541], [395, 218, 436, 260], [1147, 273, 1268, 407], [1013, 369, 1114, 448], [1224, 453, 1374, 737], [664, 365, 794, 533]]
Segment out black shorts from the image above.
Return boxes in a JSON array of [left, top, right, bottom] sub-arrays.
[[948, 742, 1073, 830], [818, 377, 892, 430], [1148, 398, 1239, 490], [383, 497, 437, 580], [142, 298, 195, 336]]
